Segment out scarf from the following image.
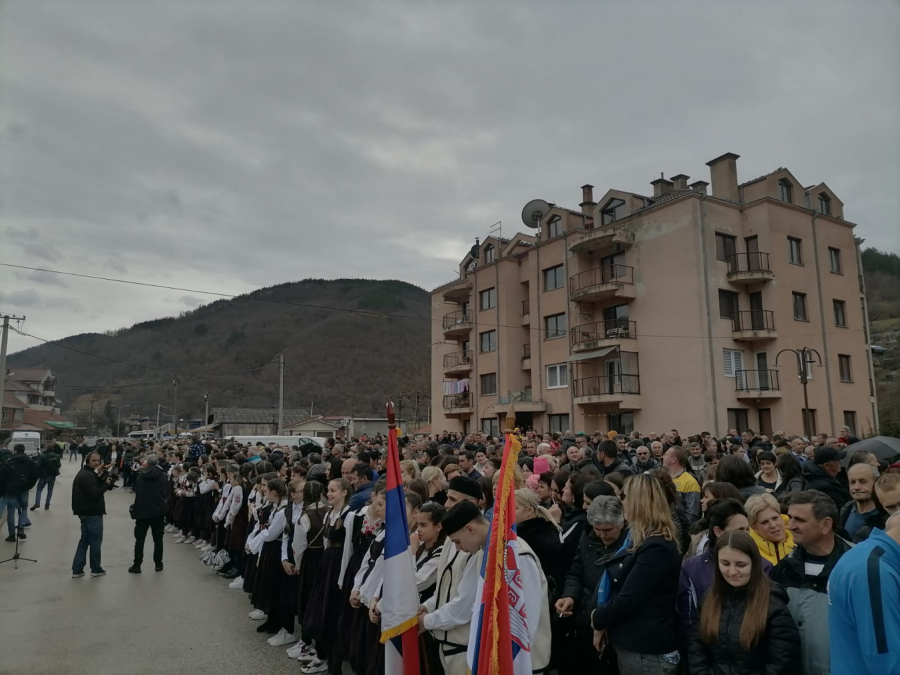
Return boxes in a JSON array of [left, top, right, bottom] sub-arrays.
[[596, 531, 632, 606]]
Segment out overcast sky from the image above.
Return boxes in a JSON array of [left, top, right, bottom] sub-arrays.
[[2, 1, 898, 355]]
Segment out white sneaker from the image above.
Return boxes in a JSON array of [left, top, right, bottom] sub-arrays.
[[296, 645, 318, 662], [184, 536, 196, 544], [164, 525, 175, 533], [249, 609, 267, 620], [202, 544, 215, 552], [267, 628, 286, 644], [300, 660, 328, 673], [193, 540, 206, 548], [269, 630, 296, 647], [173, 535, 185, 542], [228, 576, 244, 589], [286, 640, 307, 658]]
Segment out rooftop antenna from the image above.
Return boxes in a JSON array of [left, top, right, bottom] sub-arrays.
[[521, 198, 551, 235], [488, 220, 502, 245]]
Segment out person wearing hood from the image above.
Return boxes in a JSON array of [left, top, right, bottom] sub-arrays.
[[802, 447, 851, 510], [1, 444, 39, 542], [688, 530, 800, 674], [129, 454, 168, 573], [828, 511, 900, 675]]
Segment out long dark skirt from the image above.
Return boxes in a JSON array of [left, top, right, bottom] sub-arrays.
[[172, 496, 184, 529], [338, 546, 368, 656], [227, 509, 249, 550], [297, 547, 324, 618], [180, 497, 196, 534], [302, 547, 344, 639], [250, 540, 281, 611], [345, 605, 370, 672], [280, 574, 298, 633], [242, 552, 258, 593], [365, 618, 384, 675]]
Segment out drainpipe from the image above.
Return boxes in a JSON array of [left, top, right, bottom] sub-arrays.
[[562, 226, 574, 429], [856, 240, 879, 433], [810, 213, 836, 432], [697, 196, 721, 436]]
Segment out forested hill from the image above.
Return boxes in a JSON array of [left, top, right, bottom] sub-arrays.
[[863, 247, 900, 437], [7, 279, 431, 423]]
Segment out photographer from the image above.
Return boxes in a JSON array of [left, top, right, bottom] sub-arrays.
[[71, 452, 115, 578], [129, 454, 167, 573]]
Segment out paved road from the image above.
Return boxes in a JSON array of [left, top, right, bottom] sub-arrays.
[[0, 459, 348, 675]]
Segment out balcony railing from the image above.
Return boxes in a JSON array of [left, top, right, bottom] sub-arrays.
[[574, 374, 641, 397], [522, 343, 531, 360], [731, 310, 775, 332], [443, 350, 473, 369], [522, 299, 530, 316], [735, 369, 781, 391], [571, 319, 637, 346], [442, 309, 473, 330], [727, 252, 771, 275], [442, 393, 473, 410], [569, 264, 634, 294]]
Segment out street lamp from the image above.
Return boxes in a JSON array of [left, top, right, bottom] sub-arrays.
[[775, 347, 824, 438]]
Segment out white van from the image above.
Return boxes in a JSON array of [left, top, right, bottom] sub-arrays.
[[10, 431, 42, 457], [223, 435, 325, 449]]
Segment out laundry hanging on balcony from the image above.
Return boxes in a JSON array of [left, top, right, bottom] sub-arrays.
[[442, 378, 469, 395]]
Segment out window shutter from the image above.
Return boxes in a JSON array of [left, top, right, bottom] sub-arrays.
[[723, 349, 733, 377]]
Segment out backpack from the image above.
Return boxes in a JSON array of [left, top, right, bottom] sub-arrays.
[[46, 453, 62, 477]]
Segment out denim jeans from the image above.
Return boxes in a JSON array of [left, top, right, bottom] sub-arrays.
[[5, 492, 28, 537], [34, 476, 56, 507], [72, 515, 104, 574], [616, 648, 679, 675]]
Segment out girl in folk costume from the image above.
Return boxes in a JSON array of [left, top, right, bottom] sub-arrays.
[[173, 468, 198, 544], [207, 465, 233, 565], [242, 473, 273, 595], [410, 501, 446, 675], [248, 477, 293, 640], [286, 479, 329, 662], [271, 477, 305, 649], [299, 478, 353, 675], [220, 463, 254, 583], [194, 465, 219, 549], [165, 464, 183, 532]]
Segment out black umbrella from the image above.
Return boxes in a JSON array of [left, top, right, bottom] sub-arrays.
[[840, 436, 900, 467]]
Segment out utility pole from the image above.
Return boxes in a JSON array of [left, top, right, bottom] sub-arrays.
[[173, 374, 178, 436], [204, 392, 210, 428], [0, 314, 26, 433], [278, 354, 284, 435], [156, 404, 162, 440], [89, 399, 94, 436], [415, 393, 420, 433]]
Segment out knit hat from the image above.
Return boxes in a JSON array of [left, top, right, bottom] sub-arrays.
[[526, 474, 541, 494], [447, 475, 483, 502], [533, 456, 550, 475], [607, 430, 618, 439]]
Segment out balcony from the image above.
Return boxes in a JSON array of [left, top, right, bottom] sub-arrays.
[[442, 309, 473, 338], [521, 299, 530, 325], [485, 388, 546, 414], [569, 265, 636, 303], [443, 350, 473, 375], [735, 369, 782, 400], [727, 253, 774, 285], [436, 276, 473, 302], [521, 343, 531, 370], [573, 375, 642, 408], [731, 310, 777, 341], [442, 393, 474, 416], [571, 320, 637, 352], [569, 227, 635, 254]]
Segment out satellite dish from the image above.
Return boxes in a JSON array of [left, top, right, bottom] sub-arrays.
[[521, 199, 551, 229], [469, 238, 480, 259]]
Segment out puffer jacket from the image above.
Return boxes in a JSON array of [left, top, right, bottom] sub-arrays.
[[559, 507, 587, 569], [749, 514, 795, 565], [561, 527, 629, 630], [801, 462, 851, 510], [516, 516, 564, 593], [688, 581, 800, 675]]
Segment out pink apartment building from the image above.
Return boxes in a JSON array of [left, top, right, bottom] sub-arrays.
[[430, 152, 878, 438]]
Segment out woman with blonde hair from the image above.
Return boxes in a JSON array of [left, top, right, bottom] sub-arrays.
[[399, 459, 419, 484], [744, 493, 795, 565], [420, 466, 447, 505], [590, 474, 682, 675]]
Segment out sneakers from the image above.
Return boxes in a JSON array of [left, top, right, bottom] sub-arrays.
[[249, 609, 267, 620], [295, 645, 318, 662], [91, 569, 106, 577], [183, 536, 196, 544], [286, 641, 306, 658], [228, 576, 244, 589], [72, 572, 85, 578], [155, 562, 164, 572], [300, 660, 328, 673], [165, 525, 176, 533], [268, 629, 296, 647], [128, 565, 142, 574], [193, 539, 207, 548], [173, 535, 185, 543]]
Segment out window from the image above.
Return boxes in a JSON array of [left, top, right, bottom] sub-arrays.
[[719, 289, 739, 319], [480, 373, 497, 395], [802, 409, 818, 435], [481, 417, 499, 437], [549, 414, 569, 435], [479, 287, 496, 311], [829, 247, 842, 274], [758, 409, 773, 436], [545, 313, 567, 339], [715, 233, 737, 262], [723, 349, 744, 378], [484, 245, 495, 264], [792, 292, 808, 321], [818, 193, 831, 215], [543, 265, 564, 292], [547, 364, 568, 389], [833, 300, 847, 327], [601, 198, 626, 225], [838, 354, 852, 382], [479, 330, 497, 353], [727, 408, 749, 432], [607, 412, 634, 435], [778, 178, 793, 204], [843, 411, 857, 434], [546, 217, 562, 238], [788, 237, 803, 265]]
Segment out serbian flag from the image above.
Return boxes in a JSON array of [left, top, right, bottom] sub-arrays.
[[468, 429, 533, 675], [379, 402, 420, 674]]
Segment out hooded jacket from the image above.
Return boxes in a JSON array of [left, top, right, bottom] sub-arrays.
[[131, 464, 168, 520], [1, 452, 39, 495], [749, 514, 796, 565], [688, 581, 801, 675], [71, 466, 112, 516], [801, 462, 851, 510]]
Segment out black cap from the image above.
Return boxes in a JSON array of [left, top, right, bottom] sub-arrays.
[[441, 500, 482, 536], [447, 475, 483, 502], [814, 446, 846, 464]]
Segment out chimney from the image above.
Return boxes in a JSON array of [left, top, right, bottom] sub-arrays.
[[650, 176, 674, 198], [580, 184, 595, 215], [671, 174, 689, 191], [705, 152, 740, 202], [690, 180, 709, 195]]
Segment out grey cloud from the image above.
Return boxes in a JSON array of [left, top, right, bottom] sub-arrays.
[[15, 270, 67, 287]]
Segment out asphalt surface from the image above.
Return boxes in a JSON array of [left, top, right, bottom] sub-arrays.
[[0, 459, 351, 675]]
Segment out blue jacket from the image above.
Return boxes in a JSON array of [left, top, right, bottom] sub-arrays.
[[828, 528, 900, 675], [348, 480, 374, 511]]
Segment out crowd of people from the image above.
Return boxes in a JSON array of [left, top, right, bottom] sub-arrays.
[[5, 424, 899, 675]]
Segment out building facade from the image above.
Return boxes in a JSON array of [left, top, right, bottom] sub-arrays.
[[430, 153, 877, 438]]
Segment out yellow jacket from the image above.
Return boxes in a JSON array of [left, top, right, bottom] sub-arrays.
[[750, 514, 795, 565]]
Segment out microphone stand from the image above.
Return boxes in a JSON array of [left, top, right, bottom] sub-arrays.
[[0, 529, 37, 569]]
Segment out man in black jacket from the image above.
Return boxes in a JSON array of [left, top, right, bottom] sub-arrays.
[[71, 451, 114, 578], [1, 444, 39, 542], [31, 445, 62, 511], [129, 454, 167, 573], [802, 446, 852, 510]]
